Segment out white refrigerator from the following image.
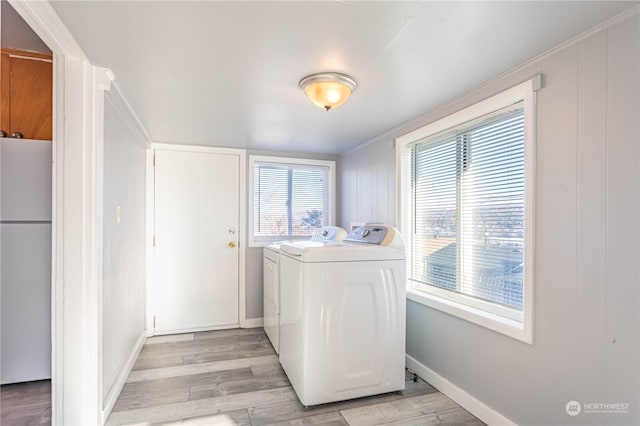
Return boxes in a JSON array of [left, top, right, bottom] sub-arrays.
[[1, 138, 52, 384]]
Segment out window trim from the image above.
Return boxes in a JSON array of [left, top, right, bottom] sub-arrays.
[[396, 77, 539, 344], [248, 155, 336, 248]]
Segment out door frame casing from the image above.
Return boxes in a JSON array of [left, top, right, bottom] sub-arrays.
[[147, 143, 247, 335]]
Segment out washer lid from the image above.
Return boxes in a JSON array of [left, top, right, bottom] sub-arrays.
[[263, 226, 347, 253], [280, 240, 405, 262]]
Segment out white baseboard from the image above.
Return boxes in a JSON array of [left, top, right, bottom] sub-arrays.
[[241, 317, 263, 328], [101, 332, 147, 424], [152, 323, 239, 336], [405, 354, 516, 426]]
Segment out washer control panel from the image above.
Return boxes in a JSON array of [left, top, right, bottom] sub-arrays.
[[311, 226, 347, 242], [345, 225, 388, 245]]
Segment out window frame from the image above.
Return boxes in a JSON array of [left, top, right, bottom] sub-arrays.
[[396, 77, 539, 344], [248, 155, 336, 247]]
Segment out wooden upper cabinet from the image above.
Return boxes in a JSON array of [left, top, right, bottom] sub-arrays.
[[1, 48, 53, 141]]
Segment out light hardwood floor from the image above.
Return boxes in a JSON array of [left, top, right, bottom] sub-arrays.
[[108, 328, 484, 425], [0, 329, 484, 425], [0, 379, 51, 425]]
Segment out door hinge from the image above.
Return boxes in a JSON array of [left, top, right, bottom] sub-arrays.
[[153, 153, 156, 167], [153, 315, 156, 328]]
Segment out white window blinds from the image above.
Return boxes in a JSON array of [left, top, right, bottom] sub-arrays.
[[253, 162, 329, 238], [411, 106, 525, 310]]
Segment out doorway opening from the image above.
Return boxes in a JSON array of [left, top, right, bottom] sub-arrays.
[[0, 1, 54, 423]]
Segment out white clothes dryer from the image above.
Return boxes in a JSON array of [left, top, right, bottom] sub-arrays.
[[278, 225, 406, 406], [263, 226, 347, 353]]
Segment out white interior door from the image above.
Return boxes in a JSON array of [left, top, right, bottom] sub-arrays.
[[154, 148, 240, 333]]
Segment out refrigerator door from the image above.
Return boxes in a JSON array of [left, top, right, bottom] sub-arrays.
[[0, 223, 52, 384], [0, 138, 52, 221]]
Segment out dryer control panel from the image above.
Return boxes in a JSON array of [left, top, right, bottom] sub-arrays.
[[345, 225, 388, 244]]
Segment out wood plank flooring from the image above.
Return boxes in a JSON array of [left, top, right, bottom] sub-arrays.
[[0, 379, 51, 425], [0, 328, 485, 425], [108, 328, 484, 426]]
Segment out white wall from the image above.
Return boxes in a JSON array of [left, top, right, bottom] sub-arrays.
[[102, 91, 147, 401], [339, 12, 639, 426], [245, 246, 264, 319]]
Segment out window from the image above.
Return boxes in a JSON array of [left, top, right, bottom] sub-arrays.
[[397, 78, 538, 343], [249, 155, 335, 246]]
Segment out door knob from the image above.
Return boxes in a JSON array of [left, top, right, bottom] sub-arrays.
[[0, 130, 7, 137], [228, 241, 236, 248], [12, 131, 24, 139]]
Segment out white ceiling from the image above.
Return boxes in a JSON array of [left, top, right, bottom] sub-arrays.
[[49, 1, 635, 154]]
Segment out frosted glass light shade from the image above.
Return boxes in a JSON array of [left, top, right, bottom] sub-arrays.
[[299, 72, 357, 111]]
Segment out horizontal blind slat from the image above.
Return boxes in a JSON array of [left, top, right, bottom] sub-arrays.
[[254, 161, 329, 237], [411, 107, 525, 310]]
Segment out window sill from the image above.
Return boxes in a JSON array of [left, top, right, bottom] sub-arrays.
[[406, 287, 532, 344]]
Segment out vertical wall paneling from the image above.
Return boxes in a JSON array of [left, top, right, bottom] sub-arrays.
[[361, 157, 371, 221], [531, 44, 580, 424], [378, 149, 388, 224], [349, 160, 357, 225], [370, 150, 377, 221], [576, 31, 608, 422], [339, 139, 396, 228], [340, 12, 639, 426], [605, 16, 640, 422]]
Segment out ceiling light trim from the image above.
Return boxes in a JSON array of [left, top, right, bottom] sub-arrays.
[[299, 72, 358, 91], [299, 72, 358, 111]]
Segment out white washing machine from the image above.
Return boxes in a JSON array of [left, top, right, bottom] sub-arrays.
[[278, 224, 406, 406], [263, 226, 347, 354]]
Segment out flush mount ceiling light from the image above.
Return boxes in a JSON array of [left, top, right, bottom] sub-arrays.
[[299, 72, 357, 111]]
